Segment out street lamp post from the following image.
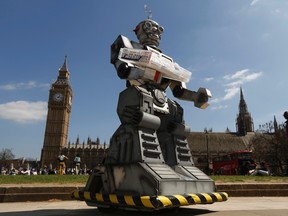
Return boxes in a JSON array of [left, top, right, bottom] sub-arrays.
[[204, 129, 209, 175]]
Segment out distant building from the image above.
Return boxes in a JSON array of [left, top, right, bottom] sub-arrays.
[[188, 88, 255, 171], [60, 137, 107, 170], [236, 87, 254, 135], [40, 57, 73, 169]]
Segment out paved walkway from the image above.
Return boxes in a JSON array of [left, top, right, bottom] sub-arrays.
[[1, 197, 288, 216]]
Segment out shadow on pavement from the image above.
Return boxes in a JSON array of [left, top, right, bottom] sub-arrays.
[[0, 207, 215, 216]]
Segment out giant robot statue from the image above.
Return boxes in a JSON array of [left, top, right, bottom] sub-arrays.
[[72, 18, 227, 211]]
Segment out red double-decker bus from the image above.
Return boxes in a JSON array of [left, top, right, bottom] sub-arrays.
[[212, 150, 256, 175]]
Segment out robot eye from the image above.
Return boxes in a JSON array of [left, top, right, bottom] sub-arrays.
[[144, 21, 152, 30]]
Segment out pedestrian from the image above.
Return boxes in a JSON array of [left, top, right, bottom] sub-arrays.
[[251, 161, 269, 176], [74, 154, 81, 175], [58, 152, 68, 175]]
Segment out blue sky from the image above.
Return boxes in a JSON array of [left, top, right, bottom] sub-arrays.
[[1, 0, 288, 159]]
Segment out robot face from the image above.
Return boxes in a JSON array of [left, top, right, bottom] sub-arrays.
[[134, 19, 164, 47]]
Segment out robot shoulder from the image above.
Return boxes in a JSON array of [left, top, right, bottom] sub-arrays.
[[110, 35, 132, 64], [111, 35, 143, 64], [111, 35, 133, 50]]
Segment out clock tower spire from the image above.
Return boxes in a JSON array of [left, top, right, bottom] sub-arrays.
[[41, 56, 73, 168]]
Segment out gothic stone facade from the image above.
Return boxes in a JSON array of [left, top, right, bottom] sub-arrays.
[[60, 138, 108, 171]]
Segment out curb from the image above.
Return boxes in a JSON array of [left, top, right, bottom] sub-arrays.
[[216, 183, 288, 197], [1, 183, 288, 203], [0, 186, 82, 203]]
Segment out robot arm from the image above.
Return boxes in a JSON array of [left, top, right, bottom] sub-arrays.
[[170, 80, 212, 109]]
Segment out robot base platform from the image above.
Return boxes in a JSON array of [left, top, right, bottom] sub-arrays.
[[71, 190, 228, 211]]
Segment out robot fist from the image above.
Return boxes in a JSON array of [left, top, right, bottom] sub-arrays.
[[194, 87, 212, 109]]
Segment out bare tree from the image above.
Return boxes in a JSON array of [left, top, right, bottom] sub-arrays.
[[0, 148, 15, 169], [251, 123, 288, 175]]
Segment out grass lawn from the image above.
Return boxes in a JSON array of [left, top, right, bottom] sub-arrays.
[[0, 174, 288, 185], [212, 175, 288, 183], [0, 174, 89, 185]]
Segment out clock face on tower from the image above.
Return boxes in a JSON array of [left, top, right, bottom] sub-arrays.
[[53, 92, 63, 102]]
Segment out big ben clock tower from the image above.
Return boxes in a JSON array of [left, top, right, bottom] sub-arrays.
[[41, 56, 73, 168]]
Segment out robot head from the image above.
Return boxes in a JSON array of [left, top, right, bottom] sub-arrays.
[[134, 19, 164, 47]]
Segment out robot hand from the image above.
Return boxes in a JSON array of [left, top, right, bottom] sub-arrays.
[[194, 87, 212, 109]]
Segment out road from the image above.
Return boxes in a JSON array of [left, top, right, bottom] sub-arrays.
[[0, 197, 288, 216]]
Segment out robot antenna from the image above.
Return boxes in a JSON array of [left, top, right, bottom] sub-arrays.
[[144, 4, 152, 19]]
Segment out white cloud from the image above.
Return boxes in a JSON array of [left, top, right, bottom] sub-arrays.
[[250, 0, 260, 6], [223, 69, 250, 80], [0, 81, 49, 91], [211, 104, 228, 110], [204, 77, 214, 82], [222, 86, 239, 101], [212, 68, 263, 105], [224, 69, 262, 86], [0, 101, 47, 123]]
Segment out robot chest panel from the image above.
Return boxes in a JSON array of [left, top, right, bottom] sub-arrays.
[[152, 89, 169, 114]]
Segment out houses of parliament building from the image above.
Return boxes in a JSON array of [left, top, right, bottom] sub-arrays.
[[40, 57, 256, 171]]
